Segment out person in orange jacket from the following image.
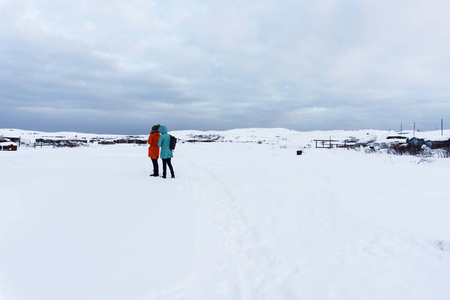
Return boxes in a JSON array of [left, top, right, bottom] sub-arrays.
[[147, 124, 161, 176]]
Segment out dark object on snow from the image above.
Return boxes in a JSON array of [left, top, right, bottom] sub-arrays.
[[297, 150, 303, 155], [426, 139, 450, 149], [0, 144, 17, 151], [408, 137, 426, 148]]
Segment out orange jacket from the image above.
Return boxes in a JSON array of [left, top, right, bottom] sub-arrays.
[[147, 132, 160, 159]]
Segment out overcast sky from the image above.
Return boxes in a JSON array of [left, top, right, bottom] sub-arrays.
[[1, 0, 450, 134]]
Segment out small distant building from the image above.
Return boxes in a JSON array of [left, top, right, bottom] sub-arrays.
[[126, 138, 147, 145], [386, 135, 408, 146], [1, 136, 21, 147], [34, 138, 87, 148], [114, 138, 128, 144], [425, 139, 450, 149], [0, 138, 18, 151]]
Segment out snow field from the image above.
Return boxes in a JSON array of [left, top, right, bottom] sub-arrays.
[[1, 141, 450, 300]]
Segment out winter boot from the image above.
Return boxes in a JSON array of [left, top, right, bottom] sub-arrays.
[[162, 172, 167, 179], [171, 172, 175, 179], [150, 172, 159, 177]]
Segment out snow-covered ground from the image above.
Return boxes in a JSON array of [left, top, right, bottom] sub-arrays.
[[1, 128, 450, 300]]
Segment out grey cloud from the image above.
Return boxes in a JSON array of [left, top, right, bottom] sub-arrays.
[[1, 0, 450, 133]]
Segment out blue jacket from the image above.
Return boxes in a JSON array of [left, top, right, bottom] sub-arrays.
[[158, 125, 173, 159]]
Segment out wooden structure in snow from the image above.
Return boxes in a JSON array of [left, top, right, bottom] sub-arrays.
[[313, 138, 340, 148], [0, 143, 17, 151], [0, 136, 18, 151]]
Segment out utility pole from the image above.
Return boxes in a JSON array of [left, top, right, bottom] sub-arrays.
[[442, 119, 444, 136], [413, 122, 416, 137]]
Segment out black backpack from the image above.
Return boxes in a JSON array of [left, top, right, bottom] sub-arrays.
[[169, 135, 177, 150]]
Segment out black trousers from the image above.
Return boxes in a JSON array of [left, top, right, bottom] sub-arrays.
[[162, 158, 174, 175], [151, 158, 159, 174]]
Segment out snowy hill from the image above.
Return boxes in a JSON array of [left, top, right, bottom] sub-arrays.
[[1, 127, 450, 300], [2, 127, 450, 148]]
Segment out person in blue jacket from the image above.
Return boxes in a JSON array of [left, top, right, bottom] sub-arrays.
[[157, 125, 175, 178]]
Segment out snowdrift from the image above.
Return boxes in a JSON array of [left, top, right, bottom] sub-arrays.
[[1, 127, 450, 300]]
